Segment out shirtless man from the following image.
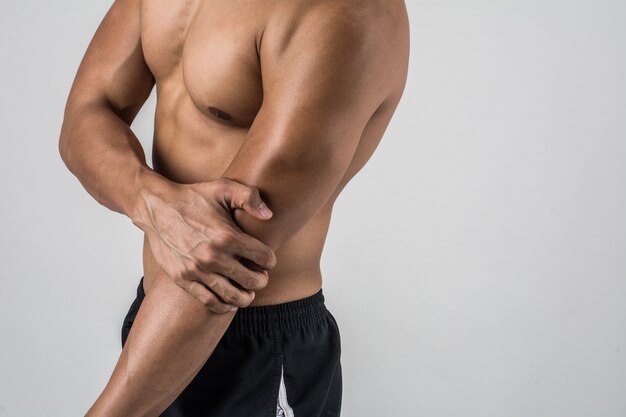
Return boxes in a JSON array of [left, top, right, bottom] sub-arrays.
[[59, 0, 409, 415]]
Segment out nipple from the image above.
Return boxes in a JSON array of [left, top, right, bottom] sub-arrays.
[[208, 106, 232, 120]]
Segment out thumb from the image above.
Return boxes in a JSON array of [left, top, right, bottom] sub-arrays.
[[217, 177, 273, 220]]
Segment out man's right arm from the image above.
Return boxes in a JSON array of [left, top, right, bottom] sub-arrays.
[[58, 0, 164, 218], [59, 0, 276, 311]]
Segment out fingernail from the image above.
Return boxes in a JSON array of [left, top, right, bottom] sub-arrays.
[[258, 202, 273, 218], [229, 306, 238, 312]]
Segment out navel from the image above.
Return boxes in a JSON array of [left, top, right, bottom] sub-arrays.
[[208, 106, 232, 121]]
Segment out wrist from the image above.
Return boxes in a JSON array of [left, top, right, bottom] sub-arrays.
[[128, 166, 178, 229]]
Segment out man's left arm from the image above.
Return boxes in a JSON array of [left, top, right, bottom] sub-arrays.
[[221, 11, 397, 251]]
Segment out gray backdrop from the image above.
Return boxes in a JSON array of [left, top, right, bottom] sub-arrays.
[[1, 1, 625, 416]]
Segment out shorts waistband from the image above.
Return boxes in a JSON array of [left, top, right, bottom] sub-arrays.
[[136, 276, 328, 335], [229, 288, 328, 335]]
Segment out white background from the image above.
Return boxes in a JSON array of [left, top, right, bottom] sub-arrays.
[[1, 1, 625, 416]]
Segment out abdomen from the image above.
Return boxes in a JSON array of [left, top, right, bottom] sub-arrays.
[[141, 95, 337, 305]]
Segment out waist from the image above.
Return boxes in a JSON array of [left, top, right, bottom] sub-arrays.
[[228, 288, 329, 336], [142, 234, 326, 305]]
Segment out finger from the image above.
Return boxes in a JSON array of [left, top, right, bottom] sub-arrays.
[[229, 230, 277, 270], [187, 243, 268, 294], [216, 177, 273, 220], [184, 280, 236, 314], [196, 271, 256, 308], [218, 256, 270, 291]]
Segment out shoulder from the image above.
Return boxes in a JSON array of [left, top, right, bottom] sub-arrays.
[[258, 0, 409, 102], [261, 0, 403, 56]]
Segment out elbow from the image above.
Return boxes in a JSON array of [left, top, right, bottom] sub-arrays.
[[58, 119, 75, 171], [58, 98, 97, 171], [58, 122, 70, 166], [59, 101, 90, 172], [58, 125, 69, 163], [58, 98, 75, 165]]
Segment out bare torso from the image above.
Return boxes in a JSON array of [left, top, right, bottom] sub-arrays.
[[139, 0, 409, 305]]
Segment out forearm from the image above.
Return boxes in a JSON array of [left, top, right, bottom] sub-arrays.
[[59, 104, 173, 221], [87, 271, 237, 417]]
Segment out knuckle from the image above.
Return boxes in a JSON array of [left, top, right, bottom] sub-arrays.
[[239, 293, 253, 308], [208, 277, 224, 295], [201, 294, 214, 307], [239, 188, 252, 205], [174, 270, 187, 283], [255, 273, 268, 290], [212, 177, 230, 196], [229, 229, 245, 246], [240, 274, 256, 290], [258, 271, 269, 288], [245, 273, 265, 290], [263, 251, 276, 268], [216, 177, 230, 188], [204, 275, 219, 292], [198, 290, 214, 306], [221, 289, 238, 305], [209, 299, 229, 314], [225, 263, 240, 282], [220, 230, 237, 247], [200, 293, 226, 313], [246, 187, 260, 203], [180, 257, 199, 279], [207, 303, 224, 314], [200, 250, 219, 266], [187, 260, 201, 275], [213, 229, 235, 248], [223, 280, 243, 302]]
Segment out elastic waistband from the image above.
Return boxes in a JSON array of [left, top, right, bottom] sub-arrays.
[[136, 276, 328, 335], [229, 288, 328, 335]]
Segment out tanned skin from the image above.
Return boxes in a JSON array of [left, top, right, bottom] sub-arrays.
[[59, 0, 409, 415]]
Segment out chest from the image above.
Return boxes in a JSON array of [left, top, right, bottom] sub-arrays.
[[140, 0, 265, 126]]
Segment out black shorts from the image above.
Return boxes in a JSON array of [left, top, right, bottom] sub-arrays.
[[121, 277, 343, 417]]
